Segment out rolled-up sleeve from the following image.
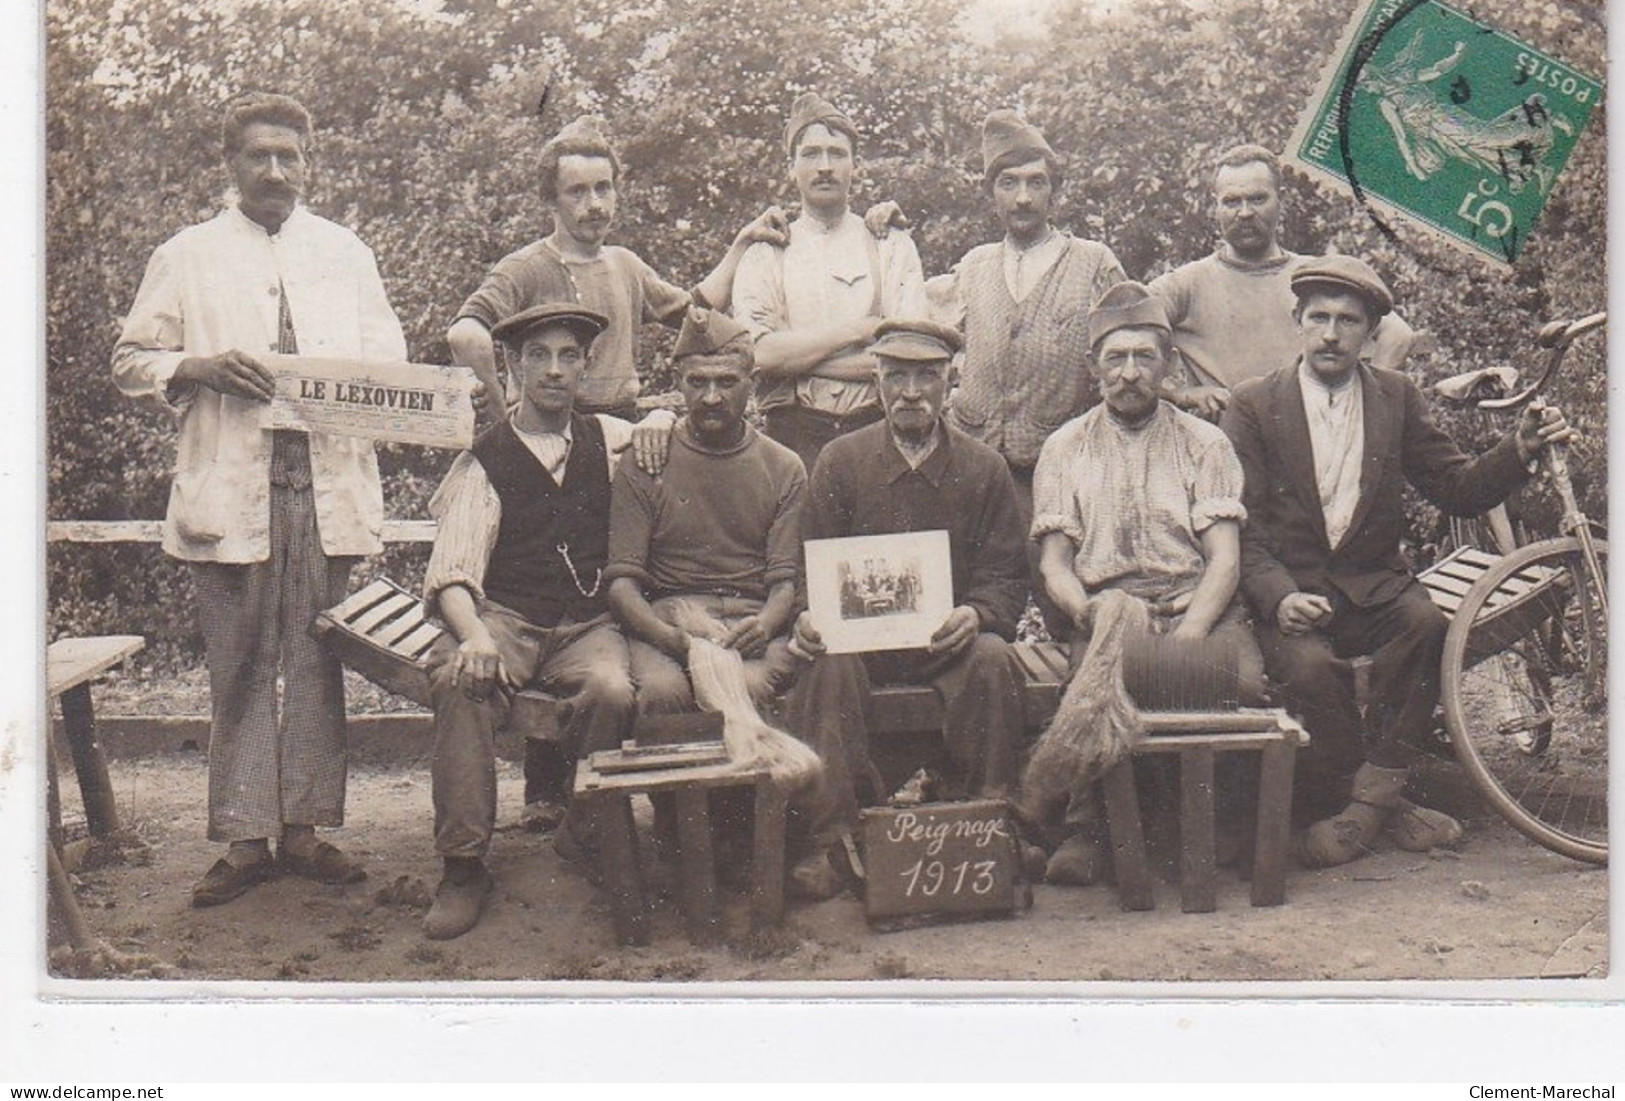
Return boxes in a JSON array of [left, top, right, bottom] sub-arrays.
[[1029, 426, 1084, 544], [731, 241, 786, 341], [423, 452, 501, 611], [1190, 434, 1247, 533]]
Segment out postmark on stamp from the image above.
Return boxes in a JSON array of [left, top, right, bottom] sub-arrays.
[[1286, 0, 1601, 265]]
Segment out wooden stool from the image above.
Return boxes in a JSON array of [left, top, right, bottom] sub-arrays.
[[1102, 709, 1307, 914], [573, 755, 787, 946], [47, 635, 145, 841]]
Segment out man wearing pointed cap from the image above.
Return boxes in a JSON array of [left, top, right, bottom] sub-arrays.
[[732, 91, 929, 474], [606, 306, 807, 714], [448, 114, 788, 424], [1221, 255, 1571, 868], [925, 110, 1126, 631], [112, 92, 406, 907], [418, 303, 643, 939], [780, 318, 1030, 899], [1025, 281, 1263, 884], [1149, 144, 1415, 418]]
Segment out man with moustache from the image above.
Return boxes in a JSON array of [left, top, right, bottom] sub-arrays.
[[418, 304, 639, 940], [781, 319, 1030, 899], [112, 92, 407, 906], [1150, 144, 1415, 418], [732, 91, 929, 473], [1221, 255, 1571, 867], [605, 307, 806, 716], [1026, 282, 1262, 884], [933, 110, 1127, 514], [448, 115, 785, 829]]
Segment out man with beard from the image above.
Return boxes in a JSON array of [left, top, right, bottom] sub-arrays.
[[1026, 282, 1262, 884], [732, 92, 929, 473], [112, 93, 406, 906], [781, 318, 1030, 899], [1150, 145, 1415, 418]]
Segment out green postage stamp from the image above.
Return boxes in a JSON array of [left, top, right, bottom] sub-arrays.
[[1286, 0, 1601, 265]]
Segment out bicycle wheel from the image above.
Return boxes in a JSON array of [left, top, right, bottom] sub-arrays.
[[1440, 537, 1608, 865]]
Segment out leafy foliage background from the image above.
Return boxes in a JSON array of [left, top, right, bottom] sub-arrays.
[[46, 0, 1607, 669]]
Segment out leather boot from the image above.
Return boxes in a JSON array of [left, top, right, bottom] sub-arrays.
[[1387, 797, 1465, 852], [1300, 763, 1407, 868]]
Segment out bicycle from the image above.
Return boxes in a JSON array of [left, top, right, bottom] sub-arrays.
[[1431, 313, 1607, 866]]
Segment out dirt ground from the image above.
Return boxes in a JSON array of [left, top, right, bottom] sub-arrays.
[[47, 749, 1608, 986]]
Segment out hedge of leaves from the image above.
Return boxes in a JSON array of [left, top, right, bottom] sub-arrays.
[[47, 0, 1607, 669]]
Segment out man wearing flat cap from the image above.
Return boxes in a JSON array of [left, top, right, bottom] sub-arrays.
[[781, 318, 1030, 899], [606, 307, 806, 715], [1149, 144, 1415, 419], [1221, 255, 1572, 868], [732, 91, 929, 473], [449, 114, 784, 829], [418, 303, 643, 939], [1025, 281, 1263, 884]]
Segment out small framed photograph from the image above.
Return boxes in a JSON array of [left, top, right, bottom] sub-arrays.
[[804, 530, 954, 654]]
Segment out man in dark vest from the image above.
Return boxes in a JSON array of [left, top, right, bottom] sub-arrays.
[[418, 303, 640, 940]]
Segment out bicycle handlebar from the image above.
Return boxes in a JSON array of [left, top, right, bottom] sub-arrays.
[[1478, 312, 1606, 411]]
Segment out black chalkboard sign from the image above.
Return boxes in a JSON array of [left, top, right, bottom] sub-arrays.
[[859, 799, 1029, 926]]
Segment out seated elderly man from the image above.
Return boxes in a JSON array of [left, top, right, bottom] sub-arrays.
[[782, 318, 1031, 899], [1025, 281, 1265, 885], [419, 303, 640, 940], [605, 307, 806, 715]]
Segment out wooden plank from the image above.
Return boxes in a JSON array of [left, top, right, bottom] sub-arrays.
[[46, 636, 145, 697], [1138, 730, 1297, 754], [1030, 641, 1073, 680], [1141, 710, 1295, 734], [47, 519, 439, 543], [1179, 746, 1217, 914], [325, 579, 398, 625], [348, 592, 415, 637], [1419, 571, 1475, 597], [373, 601, 429, 647], [393, 620, 446, 661]]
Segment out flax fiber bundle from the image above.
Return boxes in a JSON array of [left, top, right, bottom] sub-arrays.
[[661, 598, 823, 794], [1019, 589, 1150, 823]]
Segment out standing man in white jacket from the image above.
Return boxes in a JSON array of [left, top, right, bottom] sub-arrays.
[[113, 92, 408, 907]]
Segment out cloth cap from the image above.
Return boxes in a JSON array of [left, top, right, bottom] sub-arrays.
[[1087, 281, 1172, 351], [543, 114, 610, 153], [870, 318, 963, 363], [490, 302, 608, 350], [784, 91, 859, 156], [982, 109, 1058, 181], [673, 305, 752, 359], [1289, 254, 1394, 319]]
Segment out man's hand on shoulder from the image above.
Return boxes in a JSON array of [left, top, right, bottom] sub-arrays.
[[1170, 384, 1230, 420], [1514, 401, 1574, 464], [631, 408, 678, 475], [736, 206, 791, 250], [861, 200, 910, 240], [928, 605, 980, 656], [1275, 592, 1332, 636], [172, 350, 276, 402]]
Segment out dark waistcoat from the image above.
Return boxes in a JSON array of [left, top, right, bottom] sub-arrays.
[[471, 413, 610, 627]]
